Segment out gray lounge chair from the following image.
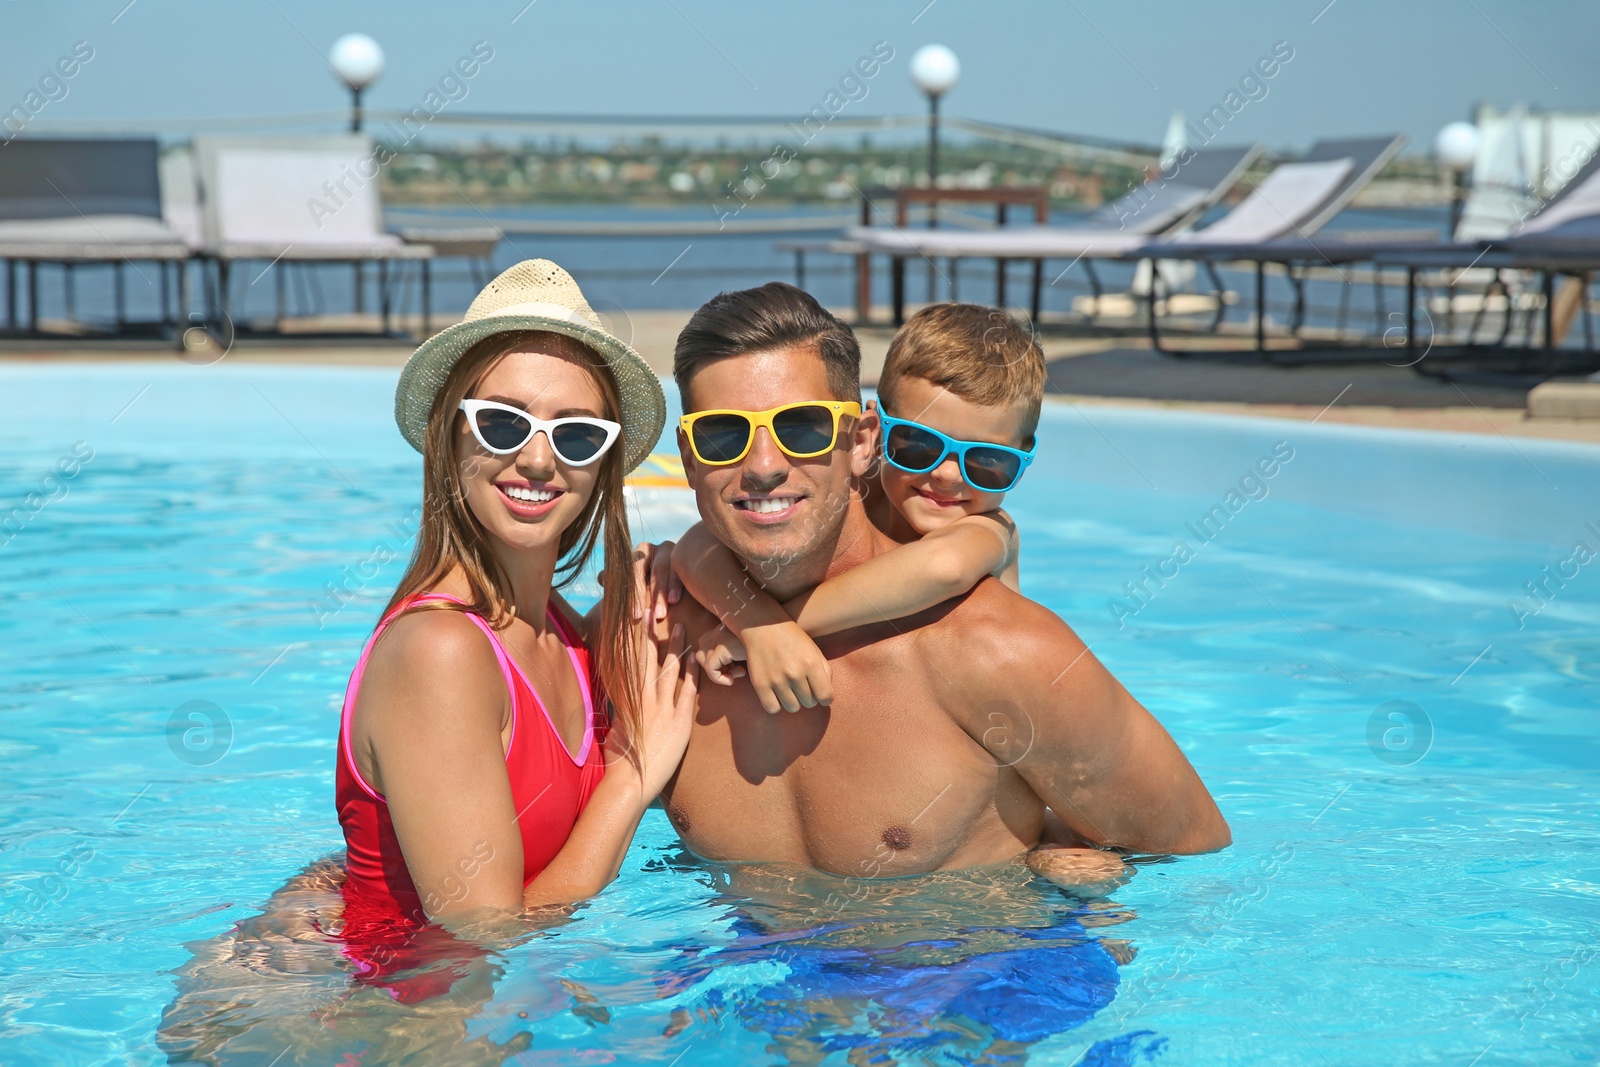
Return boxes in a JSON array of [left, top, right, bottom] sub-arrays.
[[1136, 135, 1409, 257], [843, 144, 1263, 322], [192, 134, 433, 336], [1149, 146, 1600, 364], [1364, 153, 1600, 382], [1094, 135, 1407, 336], [0, 138, 190, 337]]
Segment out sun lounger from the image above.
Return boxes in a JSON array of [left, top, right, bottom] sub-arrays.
[[848, 138, 1403, 324], [1147, 143, 1600, 273], [1362, 156, 1600, 383], [159, 145, 204, 252], [192, 134, 434, 335], [1370, 242, 1600, 386], [0, 137, 190, 337], [1137, 136, 1407, 256], [1150, 148, 1600, 369], [915, 149, 1372, 321], [392, 225, 502, 332], [1124, 135, 1405, 344], [843, 144, 1262, 322]]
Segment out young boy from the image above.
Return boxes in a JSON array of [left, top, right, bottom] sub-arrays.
[[667, 304, 1129, 891]]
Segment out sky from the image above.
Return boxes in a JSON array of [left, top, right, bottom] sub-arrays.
[[4, 0, 1599, 155]]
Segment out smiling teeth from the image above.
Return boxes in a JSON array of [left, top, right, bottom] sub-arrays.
[[740, 497, 794, 514], [503, 486, 557, 503]]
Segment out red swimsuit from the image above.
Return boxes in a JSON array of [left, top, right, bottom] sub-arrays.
[[334, 593, 608, 999]]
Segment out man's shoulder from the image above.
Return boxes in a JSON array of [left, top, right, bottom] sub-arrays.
[[892, 580, 1092, 752], [915, 578, 1082, 681], [940, 576, 1069, 635]]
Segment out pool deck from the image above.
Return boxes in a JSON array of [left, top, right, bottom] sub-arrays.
[[4, 308, 1598, 445]]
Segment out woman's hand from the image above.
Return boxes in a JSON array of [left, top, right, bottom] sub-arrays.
[[608, 624, 698, 799], [518, 627, 698, 909], [739, 620, 833, 714]]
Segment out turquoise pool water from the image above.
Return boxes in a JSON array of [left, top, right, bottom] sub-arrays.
[[1, 364, 1597, 1065]]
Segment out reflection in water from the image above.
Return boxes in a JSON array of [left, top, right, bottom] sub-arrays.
[[158, 855, 554, 1065], [669, 856, 1137, 1064], [159, 851, 1154, 1065]]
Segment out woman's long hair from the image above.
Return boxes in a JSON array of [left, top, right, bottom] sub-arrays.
[[382, 330, 642, 762]]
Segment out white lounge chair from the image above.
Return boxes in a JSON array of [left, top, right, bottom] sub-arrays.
[[192, 134, 433, 336]]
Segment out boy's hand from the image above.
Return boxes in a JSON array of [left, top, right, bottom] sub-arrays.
[[695, 626, 749, 686], [741, 620, 833, 714]]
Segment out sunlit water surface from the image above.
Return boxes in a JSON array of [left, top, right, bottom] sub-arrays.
[[1, 365, 1596, 1065]]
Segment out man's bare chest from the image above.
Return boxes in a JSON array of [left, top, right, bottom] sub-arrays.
[[663, 653, 1034, 876]]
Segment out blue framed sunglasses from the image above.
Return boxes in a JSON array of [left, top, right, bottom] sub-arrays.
[[877, 408, 1035, 493]]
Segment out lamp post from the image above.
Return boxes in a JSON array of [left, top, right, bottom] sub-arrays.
[[910, 45, 960, 226], [1434, 120, 1480, 238], [330, 34, 384, 318], [330, 33, 385, 133], [910, 45, 958, 306]]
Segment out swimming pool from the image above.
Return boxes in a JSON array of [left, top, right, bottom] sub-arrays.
[[2, 363, 1596, 1065]]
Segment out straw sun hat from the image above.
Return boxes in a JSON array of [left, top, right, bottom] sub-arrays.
[[394, 259, 665, 472]]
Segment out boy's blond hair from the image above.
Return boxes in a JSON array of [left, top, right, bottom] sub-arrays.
[[877, 303, 1047, 439]]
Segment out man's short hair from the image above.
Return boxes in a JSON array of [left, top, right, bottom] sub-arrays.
[[674, 282, 862, 411], [877, 303, 1047, 439]]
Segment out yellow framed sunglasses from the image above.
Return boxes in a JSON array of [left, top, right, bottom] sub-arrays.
[[679, 401, 861, 466]]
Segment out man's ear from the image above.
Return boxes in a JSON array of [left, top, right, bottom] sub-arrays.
[[676, 427, 699, 490], [849, 401, 879, 479]]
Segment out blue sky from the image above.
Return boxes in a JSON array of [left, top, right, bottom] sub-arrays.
[[5, 0, 1598, 153]]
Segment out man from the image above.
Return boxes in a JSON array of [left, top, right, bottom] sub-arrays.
[[658, 282, 1229, 878]]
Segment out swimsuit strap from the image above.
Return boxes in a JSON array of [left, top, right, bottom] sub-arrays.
[[545, 601, 599, 759]]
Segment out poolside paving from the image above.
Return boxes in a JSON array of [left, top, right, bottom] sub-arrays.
[[3, 309, 1597, 445], [1033, 337, 1600, 445]]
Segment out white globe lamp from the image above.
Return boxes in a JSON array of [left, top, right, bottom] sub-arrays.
[[1434, 121, 1480, 172], [330, 34, 385, 132], [910, 44, 961, 98], [1434, 121, 1480, 235]]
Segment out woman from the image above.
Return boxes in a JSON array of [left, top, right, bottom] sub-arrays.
[[338, 258, 697, 942], [159, 261, 694, 1058]]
